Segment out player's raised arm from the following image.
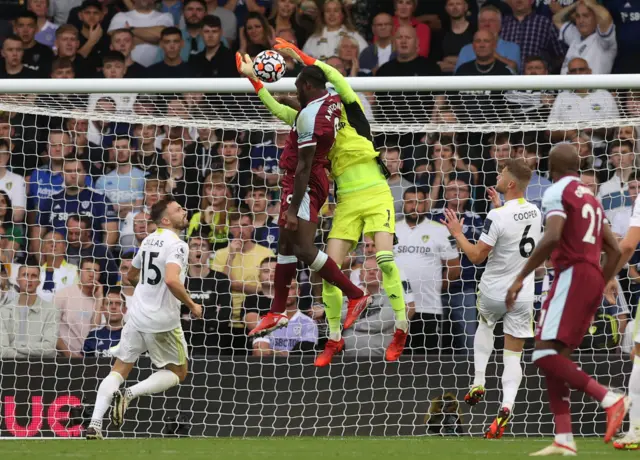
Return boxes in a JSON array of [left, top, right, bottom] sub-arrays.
[[441, 208, 493, 265], [236, 52, 298, 126], [274, 38, 359, 105]]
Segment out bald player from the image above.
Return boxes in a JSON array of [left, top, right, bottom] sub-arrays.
[[506, 144, 628, 456]]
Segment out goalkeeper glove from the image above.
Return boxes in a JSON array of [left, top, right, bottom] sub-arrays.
[[235, 52, 263, 92], [273, 38, 316, 66]]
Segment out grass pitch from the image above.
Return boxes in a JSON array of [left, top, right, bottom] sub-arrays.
[[0, 437, 628, 460]]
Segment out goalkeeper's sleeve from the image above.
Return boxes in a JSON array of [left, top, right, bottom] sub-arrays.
[[257, 87, 298, 126], [313, 60, 359, 105]]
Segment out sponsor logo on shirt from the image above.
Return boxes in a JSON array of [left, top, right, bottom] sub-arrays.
[[396, 245, 431, 254]]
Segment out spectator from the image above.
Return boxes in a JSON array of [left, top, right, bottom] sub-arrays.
[[269, 0, 309, 47], [430, 175, 483, 350], [437, 0, 475, 74], [250, 130, 284, 188], [50, 56, 75, 78], [0, 262, 58, 358], [49, 0, 83, 26], [132, 124, 166, 176], [99, 50, 128, 79], [381, 146, 413, 220], [394, 187, 460, 353], [455, 29, 514, 76], [0, 140, 26, 223], [76, 0, 111, 75], [456, 5, 520, 73], [0, 191, 23, 241], [274, 28, 304, 77], [187, 170, 234, 250], [54, 257, 103, 358], [239, 12, 274, 57], [29, 0, 58, 48], [162, 138, 201, 213], [203, 0, 237, 46], [55, 25, 94, 77], [219, 0, 270, 33], [253, 278, 318, 356], [505, 56, 555, 122], [554, 0, 616, 75], [501, 0, 565, 66], [110, 28, 148, 78], [159, 0, 184, 27], [598, 139, 635, 219], [142, 177, 169, 210], [189, 15, 236, 78], [65, 214, 118, 286], [242, 256, 277, 318], [607, 0, 640, 74], [13, 9, 53, 77], [87, 96, 117, 148], [548, 58, 619, 143], [1, 233, 24, 288], [244, 182, 279, 251], [393, 0, 432, 57], [515, 143, 552, 210], [40, 158, 118, 246], [0, 35, 38, 78], [107, 0, 174, 68], [302, 0, 368, 61], [66, 0, 117, 31], [336, 35, 361, 76], [377, 25, 441, 76], [83, 285, 126, 357], [39, 230, 78, 299], [95, 135, 146, 218], [343, 256, 414, 357], [611, 170, 640, 237], [580, 169, 599, 196], [117, 252, 135, 302], [161, 0, 206, 62], [359, 12, 394, 75], [210, 212, 274, 353], [218, 135, 251, 200], [120, 210, 156, 254], [185, 235, 232, 354], [146, 26, 193, 78]]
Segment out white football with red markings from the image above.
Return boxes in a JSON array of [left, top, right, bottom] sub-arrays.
[[253, 50, 287, 83]]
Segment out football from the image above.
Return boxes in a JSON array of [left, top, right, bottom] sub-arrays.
[[253, 50, 287, 83]]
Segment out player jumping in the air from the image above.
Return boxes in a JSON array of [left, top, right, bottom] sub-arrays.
[[245, 39, 409, 365], [506, 145, 628, 456], [442, 158, 541, 439], [86, 198, 202, 440], [236, 52, 370, 342]]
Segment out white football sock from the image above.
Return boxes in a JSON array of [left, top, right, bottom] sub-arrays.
[[555, 433, 576, 449], [473, 320, 494, 388], [128, 370, 180, 400], [89, 371, 124, 430], [501, 350, 523, 411], [629, 356, 640, 433]]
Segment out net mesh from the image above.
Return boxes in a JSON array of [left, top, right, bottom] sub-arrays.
[[0, 81, 637, 438]]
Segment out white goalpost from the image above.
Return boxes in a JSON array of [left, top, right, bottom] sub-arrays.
[[0, 75, 638, 438]]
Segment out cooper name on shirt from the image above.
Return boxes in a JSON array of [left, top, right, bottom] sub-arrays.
[[514, 210, 539, 221]]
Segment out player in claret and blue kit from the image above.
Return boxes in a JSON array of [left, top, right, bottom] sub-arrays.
[[506, 144, 629, 456], [236, 52, 370, 343]]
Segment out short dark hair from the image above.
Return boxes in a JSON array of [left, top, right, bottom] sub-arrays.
[[609, 139, 635, 153], [260, 256, 278, 267], [297, 66, 328, 89], [113, 134, 132, 145], [628, 170, 640, 183], [150, 196, 177, 224], [161, 26, 182, 40], [103, 50, 125, 64], [14, 9, 37, 23], [524, 55, 548, 70], [403, 186, 426, 199], [104, 285, 122, 297], [21, 257, 40, 274], [447, 172, 472, 189], [80, 257, 100, 270], [66, 213, 92, 228], [120, 251, 135, 261], [0, 139, 10, 152], [202, 15, 222, 29], [184, 0, 207, 8], [3, 34, 23, 45], [229, 210, 254, 223], [51, 56, 74, 75]]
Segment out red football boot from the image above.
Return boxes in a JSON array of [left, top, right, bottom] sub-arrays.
[[248, 312, 289, 337], [314, 338, 345, 367]]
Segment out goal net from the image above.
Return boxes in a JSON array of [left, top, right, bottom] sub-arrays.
[[0, 75, 638, 438]]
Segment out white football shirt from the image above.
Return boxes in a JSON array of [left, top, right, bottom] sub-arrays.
[[479, 198, 542, 302], [394, 219, 459, 315], [128, 228, 189, 333]]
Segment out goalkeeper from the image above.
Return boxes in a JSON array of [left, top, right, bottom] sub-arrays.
[[243, 39, 409, 366]]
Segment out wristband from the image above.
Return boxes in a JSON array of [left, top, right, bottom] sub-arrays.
[[249, 78, 264, 93]]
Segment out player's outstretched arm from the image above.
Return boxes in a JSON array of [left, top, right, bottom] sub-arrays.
[[273, 38, 359, 105], [235, 52, 298, 126], [441, 208, 492, 264]]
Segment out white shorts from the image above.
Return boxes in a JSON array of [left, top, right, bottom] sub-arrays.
[[111, 322, 188, 368], [477, 292, 534, 339]]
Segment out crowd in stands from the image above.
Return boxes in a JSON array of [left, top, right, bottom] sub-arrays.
[[0, 0, 638, 359]]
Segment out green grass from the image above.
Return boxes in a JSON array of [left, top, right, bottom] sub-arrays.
[[0, 437, 629, 460]]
